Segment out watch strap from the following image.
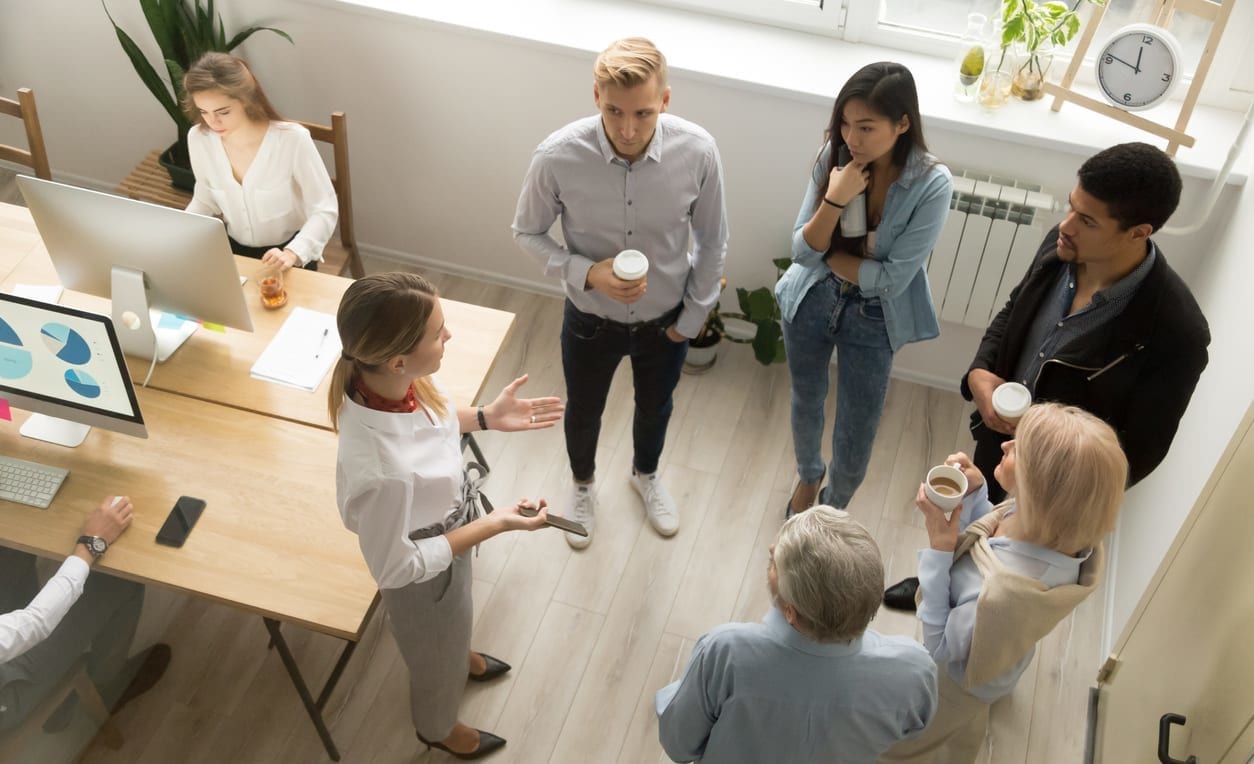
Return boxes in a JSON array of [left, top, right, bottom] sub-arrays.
[[76, 535, 107, 558]]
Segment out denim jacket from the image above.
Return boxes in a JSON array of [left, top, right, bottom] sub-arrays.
[[776, 144, 952, 352]]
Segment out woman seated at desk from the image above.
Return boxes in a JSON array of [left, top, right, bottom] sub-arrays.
[[182, 52, 337, 272]]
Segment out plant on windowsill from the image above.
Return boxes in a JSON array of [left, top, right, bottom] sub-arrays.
[[102, 0, 292, 191], [684, 258, 790, 374], [994, 0, 1104, 101]]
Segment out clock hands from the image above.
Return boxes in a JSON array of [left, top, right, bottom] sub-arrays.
[[1134, 47, 1143, 74], [1106, 53, 1139, 72]]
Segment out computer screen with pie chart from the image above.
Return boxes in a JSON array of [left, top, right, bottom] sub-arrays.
[[0, 293, 146, 447]]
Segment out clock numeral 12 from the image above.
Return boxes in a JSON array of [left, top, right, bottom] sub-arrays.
[[1142, 35, 1154, 44]]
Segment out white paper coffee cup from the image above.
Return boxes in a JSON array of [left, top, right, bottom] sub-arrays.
[[924, 464, 968, 513], [992, 382, 1032, 423], [612, 249, 649, 281]]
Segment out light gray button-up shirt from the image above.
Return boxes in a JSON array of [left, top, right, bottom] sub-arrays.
[[512, 113, 729, 339], [655, 608, 937, 763]]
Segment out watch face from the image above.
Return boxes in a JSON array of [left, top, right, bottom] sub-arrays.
[[1097, 28, 1179, 110], [90, 537, 107, 554]]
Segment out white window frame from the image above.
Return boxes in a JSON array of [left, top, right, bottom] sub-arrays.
[[636, 0, 1254, 109]]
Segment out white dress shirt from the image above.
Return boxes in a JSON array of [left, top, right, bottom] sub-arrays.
[[335, 383, 463, 590], [0, 556, 89, 662], [186, 121, 339, 266], [512, 113, 729, 339]]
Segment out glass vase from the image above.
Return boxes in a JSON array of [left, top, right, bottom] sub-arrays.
[[1012, 43, 1054, 101], [953, 13, 989, 102]]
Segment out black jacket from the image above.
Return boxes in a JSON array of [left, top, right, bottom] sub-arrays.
[[960, 226, 1210, 487]]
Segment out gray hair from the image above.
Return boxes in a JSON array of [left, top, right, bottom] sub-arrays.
[[773, 506, 883, 643]]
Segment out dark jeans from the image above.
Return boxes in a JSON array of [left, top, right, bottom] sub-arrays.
[[971, 417, 1010, 503], [228, 233, 317, 271], [560, 300, 688, 482]]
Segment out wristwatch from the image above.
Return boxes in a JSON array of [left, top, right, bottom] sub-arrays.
[[77, 535, 108, 559]]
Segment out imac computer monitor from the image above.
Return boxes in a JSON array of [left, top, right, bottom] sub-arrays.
[[0, 293, 146, 447], [16, 175, 254, 362]]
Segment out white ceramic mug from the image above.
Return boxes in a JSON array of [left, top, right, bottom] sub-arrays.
[[924, 464, 969, 514], [612, 249, 649, 281]]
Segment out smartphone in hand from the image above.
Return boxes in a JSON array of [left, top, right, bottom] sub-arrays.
[[519, 504, 588, 537]]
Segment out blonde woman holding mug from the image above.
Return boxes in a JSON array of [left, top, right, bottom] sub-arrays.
[[329, 272, 564, 759]]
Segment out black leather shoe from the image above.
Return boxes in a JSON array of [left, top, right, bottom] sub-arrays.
[[468, 652, 511, 682], [883, 577, 920, 611], [417, 729, 506, 760]]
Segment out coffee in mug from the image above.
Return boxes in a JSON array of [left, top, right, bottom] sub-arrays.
[[612, 249, 649, 281], [924, 464, 969, 513]]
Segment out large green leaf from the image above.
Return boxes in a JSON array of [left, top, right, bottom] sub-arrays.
[[751, 320, 783, 365], [103, 6, 183, 126], [164, 58, 192, 131], [139, 0, 176, 63], [772, 256, 792, 274], [226, 26, 294, 51]]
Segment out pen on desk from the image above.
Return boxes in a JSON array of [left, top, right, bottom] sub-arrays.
[[315, 328, 329, 358]]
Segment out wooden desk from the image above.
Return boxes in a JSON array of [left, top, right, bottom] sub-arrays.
[[0, 389, 377, 640], [1, 204, 517, 429]]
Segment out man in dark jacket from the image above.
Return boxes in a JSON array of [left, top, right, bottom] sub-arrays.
[[885, 142, 1210, 611]]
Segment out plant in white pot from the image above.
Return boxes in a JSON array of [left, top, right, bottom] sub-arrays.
[[684, 258, 790, 374]]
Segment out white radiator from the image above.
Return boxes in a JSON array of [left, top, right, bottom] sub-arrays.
[[927, 173, 1061, 329]]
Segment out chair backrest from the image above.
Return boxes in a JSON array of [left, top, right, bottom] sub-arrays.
[[295, 112, 358, 263], [0, 88, 51, 180]]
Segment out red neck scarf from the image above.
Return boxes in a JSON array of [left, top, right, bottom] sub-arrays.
[[353, 376, 418, 413]]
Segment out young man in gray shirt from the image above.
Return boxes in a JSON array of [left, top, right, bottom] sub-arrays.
[[513, 37, 728, 549]]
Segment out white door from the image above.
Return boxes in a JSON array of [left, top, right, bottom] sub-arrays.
[[1094, 403, 1254, 762]]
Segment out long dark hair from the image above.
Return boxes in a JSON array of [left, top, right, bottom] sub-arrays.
[[816, 62, 928, 205]]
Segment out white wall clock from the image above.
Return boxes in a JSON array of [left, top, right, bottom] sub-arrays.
[[1095, 23, 1183, 111]]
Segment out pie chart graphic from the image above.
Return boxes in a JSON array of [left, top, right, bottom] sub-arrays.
[[0, 316, 32, 380], [41, 323, 92, 365], [64, 369, 102, 399]]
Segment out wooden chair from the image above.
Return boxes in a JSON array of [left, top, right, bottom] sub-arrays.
[[295, 112, 365, 278], [0, 87, 51, 180], [0, 656, 123, 759]]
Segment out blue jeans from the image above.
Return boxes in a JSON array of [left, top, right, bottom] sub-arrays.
[[783, 274, 894, 508], [561, 300, 688, 482]]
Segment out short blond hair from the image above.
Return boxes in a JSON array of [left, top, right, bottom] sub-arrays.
[[773, 506, 883, 643], [1013, 403, 1127, 554], [593, 37, 668, 91]]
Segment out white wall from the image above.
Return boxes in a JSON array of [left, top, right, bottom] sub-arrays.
[[0, 0, 1229, 390], [1110, 168, 1254, 639]]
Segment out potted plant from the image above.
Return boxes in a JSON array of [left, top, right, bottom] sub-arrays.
[[103, 0, 292, 190], [995, 0, 1104, 101], [684, 258, 790, 374]]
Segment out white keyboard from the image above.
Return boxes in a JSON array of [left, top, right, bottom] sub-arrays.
[[0, 455, 69, 509]]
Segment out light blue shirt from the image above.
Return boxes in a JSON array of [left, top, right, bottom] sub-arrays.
[[512, 113, 729, 339], [776, 145, 952, 351], [655, 608, 937, 763], [916, 485, 1090, 702]]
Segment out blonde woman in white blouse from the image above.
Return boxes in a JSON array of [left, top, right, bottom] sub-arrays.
[[329, 272, 565, 760], [182, 52, 337, 271]]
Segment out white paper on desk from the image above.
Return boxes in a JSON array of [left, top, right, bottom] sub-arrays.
[[11, 284, 64, 303], [249, 307, 341, 391]]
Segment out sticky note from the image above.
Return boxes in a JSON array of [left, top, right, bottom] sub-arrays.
[[202, 322, 225, 333], [157, 312, 186, 330], [0, 399, 10, 421]]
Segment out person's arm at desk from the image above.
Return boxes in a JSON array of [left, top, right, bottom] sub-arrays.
[[0, 496, 133, 662]]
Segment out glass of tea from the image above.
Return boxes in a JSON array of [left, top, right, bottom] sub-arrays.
[[258, 264, 288, 310]]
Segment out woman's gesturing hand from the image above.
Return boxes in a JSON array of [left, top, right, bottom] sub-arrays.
[[485, 374, 565, 432]]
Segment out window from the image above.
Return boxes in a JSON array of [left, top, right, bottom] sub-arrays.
[[639, 0, 1251, 104]]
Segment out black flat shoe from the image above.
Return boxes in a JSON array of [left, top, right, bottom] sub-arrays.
[[417, 729, 506, 760], [883, 577, 920, 612], [468, 652, 511, 682], [785, 479, 824, 519]]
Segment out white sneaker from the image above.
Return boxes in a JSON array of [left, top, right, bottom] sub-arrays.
[[630, 470, 680, 537], [565, 483, 596, 550]]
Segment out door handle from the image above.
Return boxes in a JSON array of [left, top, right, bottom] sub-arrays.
[[1158, 713, 1197, 764]]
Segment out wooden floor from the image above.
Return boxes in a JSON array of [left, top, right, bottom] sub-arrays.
[[1, 167, 1100, 763]]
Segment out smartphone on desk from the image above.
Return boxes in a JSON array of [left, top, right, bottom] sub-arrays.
[[519, 504, 588, 537], [156, 496, 206, 547]]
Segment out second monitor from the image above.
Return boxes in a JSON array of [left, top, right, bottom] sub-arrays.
[[17, 176, 254, 362]]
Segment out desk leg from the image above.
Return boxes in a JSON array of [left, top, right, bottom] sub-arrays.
[[262, 617, 342, 761], [316, 592, 380, 710]]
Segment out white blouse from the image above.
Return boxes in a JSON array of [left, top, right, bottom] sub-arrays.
[[335, 383, 463, 590], [0, 555, 89, 662], [186, 122, 338, 266]]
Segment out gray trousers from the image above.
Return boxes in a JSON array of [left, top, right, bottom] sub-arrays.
[[380, 552, 473, 741], [0, 548, 144, 733]]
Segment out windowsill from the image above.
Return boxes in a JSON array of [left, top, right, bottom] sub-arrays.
[[305, 0, 1251, 185]]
